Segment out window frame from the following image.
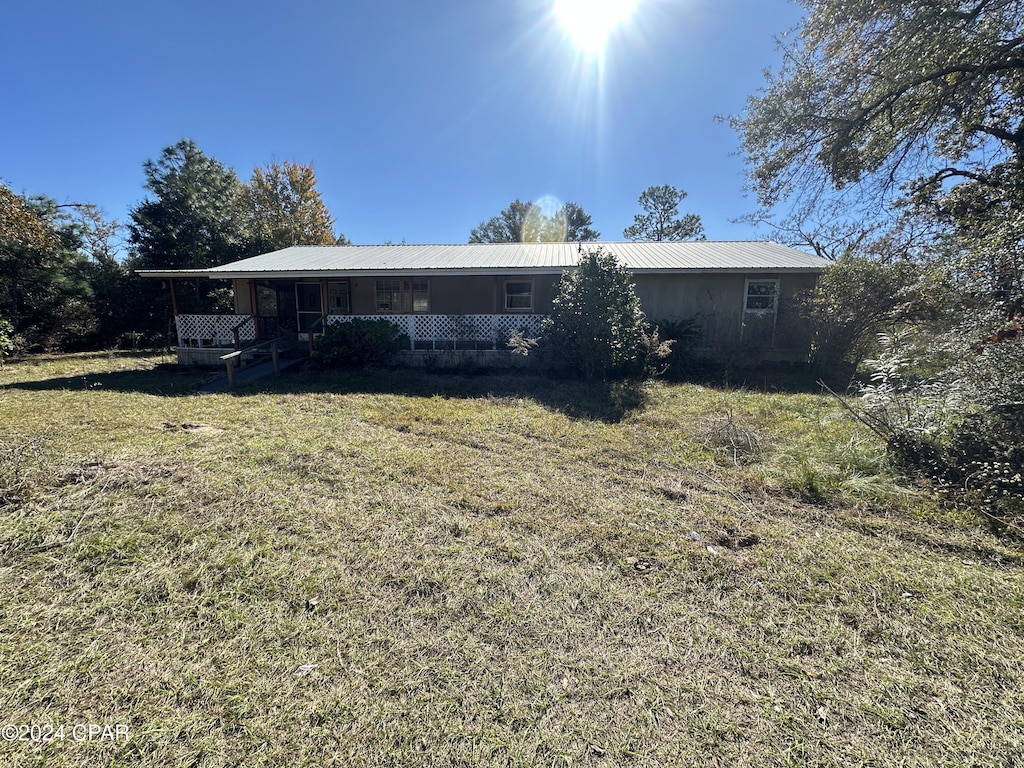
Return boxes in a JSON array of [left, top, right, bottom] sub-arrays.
[[375, 277, 429, 313], [504, 279, 534, 312], [743, 278, 779, 314]]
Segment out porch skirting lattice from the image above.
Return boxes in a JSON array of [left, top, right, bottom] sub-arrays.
[[175, 314, 256, 348], [326, 314, 547, 350]]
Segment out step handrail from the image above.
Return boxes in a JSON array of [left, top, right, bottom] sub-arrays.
[[219, 339, 280, 389]]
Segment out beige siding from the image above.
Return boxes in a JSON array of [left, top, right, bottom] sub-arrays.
[[634, 272, 816, 359], [233, 279, 253, 314], [346, 275, 560, 315], [227, 271, 817, 361]]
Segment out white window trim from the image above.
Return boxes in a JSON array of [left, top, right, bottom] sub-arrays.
[[743, 278, 779, 314], [504, 279, 534, 313]]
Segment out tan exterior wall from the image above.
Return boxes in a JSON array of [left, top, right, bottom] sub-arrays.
[[228, 271, 817, 361], [326, 275, 562, 316], [634, 272, 817, 360], [233, 279, 254, 314]]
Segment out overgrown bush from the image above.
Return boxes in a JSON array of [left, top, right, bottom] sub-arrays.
[[311, 319, 409, 370], [0, 318, 15, 362], [543, 248, 667, 380], [657, 317, 703, 381], [855, 330, 1024, 535], [797, 253, 953, 371]]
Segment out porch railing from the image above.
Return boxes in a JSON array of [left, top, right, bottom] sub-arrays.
[[326, 314, 548, 350]]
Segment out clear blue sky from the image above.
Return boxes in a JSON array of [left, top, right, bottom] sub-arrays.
[[1, 0, 803, 250]]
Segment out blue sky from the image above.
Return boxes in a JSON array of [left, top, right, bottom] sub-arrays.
[[1, 0, 803, 250]]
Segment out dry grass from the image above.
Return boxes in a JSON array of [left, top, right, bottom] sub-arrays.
[[1, 352, 1022, 767]]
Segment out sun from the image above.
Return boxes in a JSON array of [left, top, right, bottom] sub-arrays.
[[553, 0, 638, 54]]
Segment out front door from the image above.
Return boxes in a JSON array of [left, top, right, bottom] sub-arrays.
[[295, 282, 323, 340]]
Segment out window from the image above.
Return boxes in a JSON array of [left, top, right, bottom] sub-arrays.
[[375, 278, 429, 313], [504, 280, 534, 311], [744, 279, 778, 313], [328, 281, 350, 314]]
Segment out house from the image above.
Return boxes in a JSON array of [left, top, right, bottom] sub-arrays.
[[137, 241, 832, 366]]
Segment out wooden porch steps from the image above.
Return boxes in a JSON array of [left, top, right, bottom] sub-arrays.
[[197, 352, 307, 394]]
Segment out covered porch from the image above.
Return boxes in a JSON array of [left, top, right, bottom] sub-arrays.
[[173, 312, 548, 366]]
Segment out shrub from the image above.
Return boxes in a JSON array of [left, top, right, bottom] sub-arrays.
[[796, 253, 953, 369], [543, 248, 651, 380], [0, 318, 14, 362], [855, 330, 1024, 534], [311, 319, 409, 370]]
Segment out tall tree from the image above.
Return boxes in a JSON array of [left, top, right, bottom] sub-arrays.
[[550, 201, 600, 242], [247, 161, 345, 250], [729, 0, 1024, 239], [0, 184, 97, 350], [623, 185, 704, 242], [129, 139, 249, 272], [730, 0, 1024, 528], [470, 199, 600, 243]]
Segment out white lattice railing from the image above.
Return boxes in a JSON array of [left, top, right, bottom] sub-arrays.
[[326, 314, 548, 350], [175, 314, 256, 348]]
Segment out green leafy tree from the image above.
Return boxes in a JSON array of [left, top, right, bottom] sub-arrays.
[[248, 161, 345, 250], [800, 253, 955, 369], [543, 248, 648, 379], [735, 1, 1024, 531], [549, 201, 600, 242], [730, 0, 1024, 253], [0, 185, 97, 350], [623, 185, 704, 242], [470, 199, 600, 243]]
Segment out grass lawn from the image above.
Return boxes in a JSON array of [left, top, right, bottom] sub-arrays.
[[1, 352, 1022, 767]]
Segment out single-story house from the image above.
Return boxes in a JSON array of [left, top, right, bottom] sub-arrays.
[[138, 241, 832, 366]]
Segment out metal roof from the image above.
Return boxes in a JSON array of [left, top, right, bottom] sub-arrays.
[[137, 241, 832, 279]]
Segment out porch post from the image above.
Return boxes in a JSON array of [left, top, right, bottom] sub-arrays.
[[168, 278, 179, 316], [250, 281, 259, 338]]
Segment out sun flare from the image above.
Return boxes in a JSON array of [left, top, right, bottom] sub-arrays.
[[553, 0, 638, 54]]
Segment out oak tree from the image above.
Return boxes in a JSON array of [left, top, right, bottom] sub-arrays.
[[247, 161, 344, 250]]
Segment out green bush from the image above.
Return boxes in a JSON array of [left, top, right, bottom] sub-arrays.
[[311, 319, 409, 370], [0, 318, 15, 362], [543, 248, 652, 380]]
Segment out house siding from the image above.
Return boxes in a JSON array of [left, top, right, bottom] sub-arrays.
[[229, 271, 817, 362]]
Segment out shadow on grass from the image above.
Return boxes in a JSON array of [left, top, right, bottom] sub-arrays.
[[2, 359, 651, 422], [2, 353, 834, 420], [256, 368, 655, 423], [2, 363, 212, 397]]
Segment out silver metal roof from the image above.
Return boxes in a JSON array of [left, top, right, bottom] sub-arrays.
[[138, 241, 832, 279]]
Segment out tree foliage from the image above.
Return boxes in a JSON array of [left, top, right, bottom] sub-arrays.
[[0, 184, 99, 351], [248, 161, 343, 251], [622, 185, 704, 242], [129, 139, 250, 272], [469, 199, 599, 243], [543, 248, 648, 379], [731, 0, 1024, 234], [799, 253, 954, 367]]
